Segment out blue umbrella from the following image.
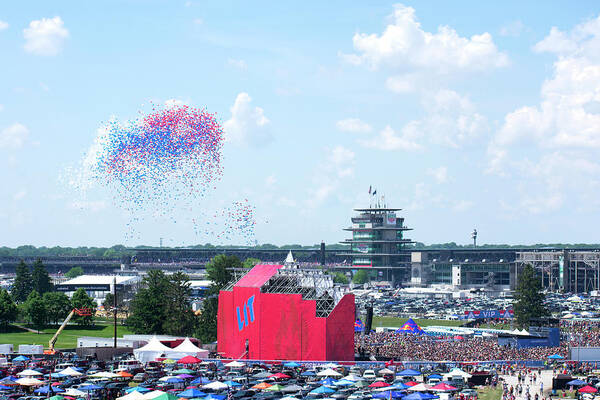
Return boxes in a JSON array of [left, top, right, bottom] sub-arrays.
[[0, 385, 12, 391], [79, 385, 103, 391], [319, 378, 337, 386], [428, 374, 442, 380], [223, 381, 241, 387], [13, 356, 29, 362], [373, 391, 405, 399], [334, 379, 354, 387], [34, 386, 65, 394], [310, 386, 335, 395], [192, 377, 212, 385], [548, 354, 564, 360], [301, 371, 316, 377], [404, 394, 437, 400], [567, 379, 587, 386], [204, 395, 225, 400], [284, 362, 300, 368], [391, 383, 410, 390], [178, 389, 207, 398], [397, 369, 421, 377], [163, 377, 184, 383]]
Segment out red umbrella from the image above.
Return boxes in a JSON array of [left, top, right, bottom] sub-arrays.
[[269, 373, 291, 379], [405, 381, 418, 387], [178, 356, 201, 364], [453, 335, 464, 340], [369, 381, 391, 388], [579, 386, 597, 393], [430, 383, 458, 391]]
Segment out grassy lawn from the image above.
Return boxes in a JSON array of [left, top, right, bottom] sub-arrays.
[[477, 387, 503, 400], [0, 322, 133, 349], [372, 316, 464, 328]]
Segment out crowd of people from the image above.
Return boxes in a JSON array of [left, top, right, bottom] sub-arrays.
[[355, 320, 600, 362]]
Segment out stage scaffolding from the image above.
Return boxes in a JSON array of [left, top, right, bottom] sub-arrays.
[[516, 250, 600, 293], [223, 265, 343, 317]]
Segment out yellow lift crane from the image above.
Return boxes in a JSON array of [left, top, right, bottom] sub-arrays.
[[47, 308, 93, 354]]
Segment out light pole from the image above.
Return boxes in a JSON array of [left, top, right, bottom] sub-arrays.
[[471, 229, 477, 247]]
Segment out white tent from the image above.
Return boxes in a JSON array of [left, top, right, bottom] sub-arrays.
[[225, 360, 245, 368], [316, 368, 342, 377], [117, 391, 147, 400], [17, 369, 43, 376], [134, 337, 174, 363], [65, 388, 86, 397], [59, 367, 83, 377], [143, 391, 166, 399], [90, 371, 120, 379], [166, 338, 209, 359], [409, 384, 431, 392], [203, 381, 229, 391], [16, 377, 44, 386], [443, 368, 472, 381]]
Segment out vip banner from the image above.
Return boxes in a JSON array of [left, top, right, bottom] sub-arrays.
[[464, 309, 514, 319]]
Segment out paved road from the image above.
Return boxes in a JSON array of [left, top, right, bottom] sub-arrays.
[[501, 370, 555, 400]]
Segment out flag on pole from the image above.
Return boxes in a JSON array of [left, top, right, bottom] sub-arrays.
[[368, 185, 372, 194], [372, 189, 377, 196]]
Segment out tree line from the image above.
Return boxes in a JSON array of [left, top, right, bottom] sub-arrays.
[[126, 254, 245, 344], [0, 259, 95, 332]]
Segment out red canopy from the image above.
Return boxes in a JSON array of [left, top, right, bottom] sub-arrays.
[[178, 355, 201, 364], [269, 373, 291, 379], [405, 381, 418, 387], [369, 381, 391, 388], [579, 386, 597, 393], [431, 383, 458, 391]]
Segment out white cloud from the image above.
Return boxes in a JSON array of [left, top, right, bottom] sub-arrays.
[[343, 4, 508, 75], [359, 90, 487, 151], [223, 92, 272, 146], [193, 18, 203, 25], [0, 123, 29, 149], [336, 118, 372, 133], [227, 58, 247, 70], [0, 20, 8, 30], [307, 146, 355, 208], [13, 190, 26, 201], [489, 15, 600, 175], [500, 20, 526, 37], [428, 166, 448, 183], [359, 124, 422, 151], [385, 74, 418, 93], [23, 16, 69, 56]]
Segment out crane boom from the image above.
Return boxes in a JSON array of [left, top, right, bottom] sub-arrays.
[[49, 310, 76, 352]]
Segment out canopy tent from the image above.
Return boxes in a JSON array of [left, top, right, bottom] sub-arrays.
[[225, 361, 246, 368], [134, 337, 174, 363], [548, 354, 564, 360], [166, 338, 209, 360], [13, 355, 29, 362], [396, 318, 425, 335], [316, 368, 342, 377], [373, 391, 404, 399], [398, 369, 421, 377], [430, 383, 458, 392], [378, 368, 394, 375], [203, 381, 229, 391], [89, 371, 120, 379], [64, 388, 86, 397], [144, 391, 167, 399], [443, 368, 472, 380], [177, 356, 201, 364], [34, 386, 65, 394], [117, 391, 148, 400], [309, 386, 335, 395], [177, 389, 207, 398], [59, 367, 83, 377], [369, 381, 391, 388], [567, 379, 587, 386], [284, 362, 300, 368], [17, 369, 43, 376], [579, 386, 597, 393], [409, 383, 432, 392], [16, 378, 44, 386]]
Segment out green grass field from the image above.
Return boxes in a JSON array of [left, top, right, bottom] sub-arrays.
[[372, 316, 464, 328], [477, 387, 503, 400], [0, 323, 133, 349]]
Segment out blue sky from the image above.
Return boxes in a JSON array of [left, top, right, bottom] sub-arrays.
[[2, 1, 600, 247]]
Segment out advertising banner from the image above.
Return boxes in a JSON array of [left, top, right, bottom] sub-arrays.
[[464, 309, 514, 319], [386, 212, 396, 225]]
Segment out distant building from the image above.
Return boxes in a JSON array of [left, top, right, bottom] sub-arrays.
[[55, 275, 141, 303], [337, 207, 414, 284]]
